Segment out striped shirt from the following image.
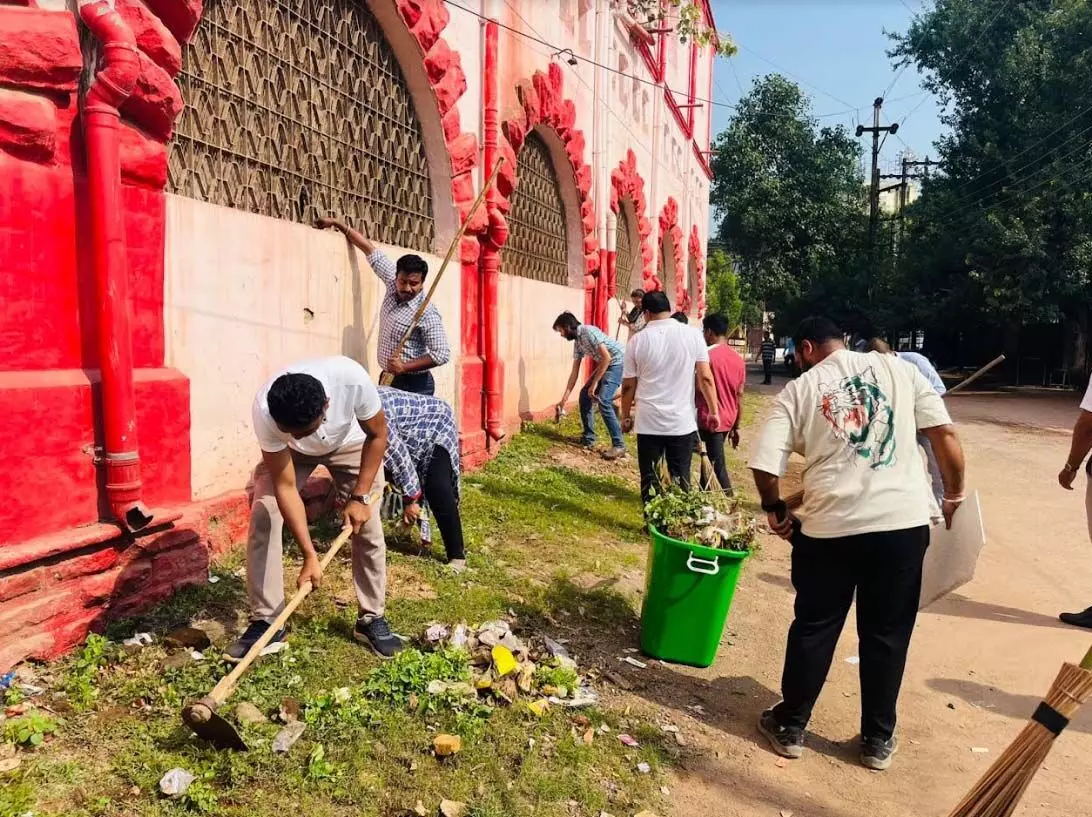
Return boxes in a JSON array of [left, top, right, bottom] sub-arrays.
[[760, 339, 776, 362], [573, 324, 624, 366], [378, 386, 460, 502], [368, 250, 451, 371]]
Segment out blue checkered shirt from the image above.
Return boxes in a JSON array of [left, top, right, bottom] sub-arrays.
[[573, 324, 624, 366], [368, 250, 451, 371], [378, 386, 460, 502]]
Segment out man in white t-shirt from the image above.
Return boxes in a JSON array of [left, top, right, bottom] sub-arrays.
[[620, 290, 720, 505], [226, 356, 403, 663], [749, 317, 966, 772], [1057, 377, 1092, 628]]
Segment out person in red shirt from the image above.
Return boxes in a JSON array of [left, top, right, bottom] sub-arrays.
[[697, 313, 747, 495]]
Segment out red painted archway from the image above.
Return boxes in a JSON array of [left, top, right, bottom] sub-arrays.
[[658, 197, 685, 310], [689, 224, 706, 317], [609, 149, 654, 297]]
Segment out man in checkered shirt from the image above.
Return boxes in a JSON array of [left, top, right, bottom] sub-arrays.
[[378, 386, 466, 573], [315, 217, 450, 395]]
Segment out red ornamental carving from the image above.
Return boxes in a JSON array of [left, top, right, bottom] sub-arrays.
[[689, 224, 706, 317], [609, 149, 654, 295], [657, 197, 685, 308], [500, 62, 600, 281]]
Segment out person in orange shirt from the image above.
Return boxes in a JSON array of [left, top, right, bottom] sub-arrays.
[[697, 313, 746, 495]]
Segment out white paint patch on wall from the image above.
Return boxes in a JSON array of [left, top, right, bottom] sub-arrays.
[[496, 274, 584, 425], [165, 195, 460, 499]]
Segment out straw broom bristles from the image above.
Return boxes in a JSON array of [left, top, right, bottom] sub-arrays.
[[948, 654, 1092, 817]]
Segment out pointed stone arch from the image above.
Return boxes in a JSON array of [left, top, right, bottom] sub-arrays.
[[657, 196, 685, 311], [609, 149, 654, 296], [498, 63, 600, 298]]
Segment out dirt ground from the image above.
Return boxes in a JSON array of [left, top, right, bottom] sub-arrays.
[[623, 376, 1092, 817]]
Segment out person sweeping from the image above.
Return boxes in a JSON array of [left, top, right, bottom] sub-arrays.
[[553, 311, 627, 460], [749, 317, 966, 771], [378, 386, 467, 574]]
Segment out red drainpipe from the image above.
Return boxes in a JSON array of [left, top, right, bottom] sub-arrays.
[[80, 0, 152, 532], [482, 18, 506, 442]]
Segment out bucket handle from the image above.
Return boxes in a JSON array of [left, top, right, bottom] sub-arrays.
[[686, 552, 720, 576]]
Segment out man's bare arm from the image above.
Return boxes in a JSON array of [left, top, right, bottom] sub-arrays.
[[589, 345, 612, 390], [354, 410, 389, 499], [1064, 410, 1092, 477], [263, 448, 321, 586], [920, 423, 965, 499], [314, 217, 376, 256], [559, 359, 581, 407], [695, 361, 720, 423], [621, 377, 638, 424]]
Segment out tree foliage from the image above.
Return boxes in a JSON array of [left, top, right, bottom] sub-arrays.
[[709, 74, 870, 334], [891, 0, 1092, 361], [626, 0, 737, 56]]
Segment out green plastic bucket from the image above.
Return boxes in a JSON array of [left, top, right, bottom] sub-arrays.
[[639, 525, 750, 668]]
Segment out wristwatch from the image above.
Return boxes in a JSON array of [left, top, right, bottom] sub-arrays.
[[1063, 462, 1080, 474], [349, 492, 373, 506]]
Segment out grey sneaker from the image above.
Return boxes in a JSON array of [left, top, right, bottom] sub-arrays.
[[601, 447, 627, 461], [448, 558, 468, 575], [224, 620, 286, 663], [860, 736, 899, 771], [353, 615, 405, 659], [758, 709, 804, 759]]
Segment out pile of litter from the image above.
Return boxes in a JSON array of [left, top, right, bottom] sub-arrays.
[[420, 620, 599, 711]]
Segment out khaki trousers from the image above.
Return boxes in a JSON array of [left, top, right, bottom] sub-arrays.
[[246, 444, 386, 623]]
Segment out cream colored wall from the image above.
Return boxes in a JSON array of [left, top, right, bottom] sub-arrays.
[[496, 274, 585, 424], [164, 195, 461, 499]]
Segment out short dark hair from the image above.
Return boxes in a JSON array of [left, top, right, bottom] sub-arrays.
[[703, 313, 729, 337], [552, 311, 580, 332], [671, 311, 688, 323], [630, 287, 645, 299], [641, 290, 671, 314], [794, 316, 843, 350], [267, 372, 326, 429], [868, 337, 893, 354], [396, 253, 428, 280]]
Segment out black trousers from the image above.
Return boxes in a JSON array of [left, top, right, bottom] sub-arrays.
[[636, 433, 695, 506], [423, 446, 464, 560], [698, 429, 733, 495], [390, 371, 435, 396], [772, 525, 929, 742], [762, 359, 773, 384]]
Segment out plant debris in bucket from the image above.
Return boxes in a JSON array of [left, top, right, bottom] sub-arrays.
[[644, 486, 758, 552]]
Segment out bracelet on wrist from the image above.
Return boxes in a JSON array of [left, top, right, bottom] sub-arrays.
[[942, 494, 965, 503], [761, 499, 787, 516], [1064, 462, 1080, 473]]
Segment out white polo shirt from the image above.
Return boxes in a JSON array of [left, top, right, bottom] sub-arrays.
[[253, 356, 382, 456]]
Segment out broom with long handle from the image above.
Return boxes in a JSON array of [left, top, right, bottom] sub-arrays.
[[947, 644, 1092, 817], [378, 158, 504, 386]]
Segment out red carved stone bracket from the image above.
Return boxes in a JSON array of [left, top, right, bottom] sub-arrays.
[[657, 196, 685, 309], [499, 62, 600, 288], [609, 148, 654, 295], [688, 224, 705, 317]]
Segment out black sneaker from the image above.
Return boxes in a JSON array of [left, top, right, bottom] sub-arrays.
[[1060, 606, 1092, 630], [224, 620, 286, 663], [353, 615, 405, 659], [860, 736, 899, 771], [757, 709, 804, 759]]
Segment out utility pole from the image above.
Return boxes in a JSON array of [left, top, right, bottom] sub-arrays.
[[856, 97, 899, 283]]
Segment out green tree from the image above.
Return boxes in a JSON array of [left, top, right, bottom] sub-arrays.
[[891, 0, 1092, 370], [704, 250, 742, 330], [709, 74, 871, 333]]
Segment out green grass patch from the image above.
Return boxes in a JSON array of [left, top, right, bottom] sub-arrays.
[[9, 400, 774, 817]]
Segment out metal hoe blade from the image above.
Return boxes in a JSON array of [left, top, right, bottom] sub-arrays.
[[182, 697, 248, 751]]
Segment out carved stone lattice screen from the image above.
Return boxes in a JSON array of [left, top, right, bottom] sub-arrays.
[[169, 0, 435, 251], [615, 203, 635, 295], [505, 132, 569, 286]]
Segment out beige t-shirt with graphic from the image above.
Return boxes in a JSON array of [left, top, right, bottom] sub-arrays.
[[750, 349, 952, 538]]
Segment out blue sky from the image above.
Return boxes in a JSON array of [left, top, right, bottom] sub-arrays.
[[708, 0, 945, 176]]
